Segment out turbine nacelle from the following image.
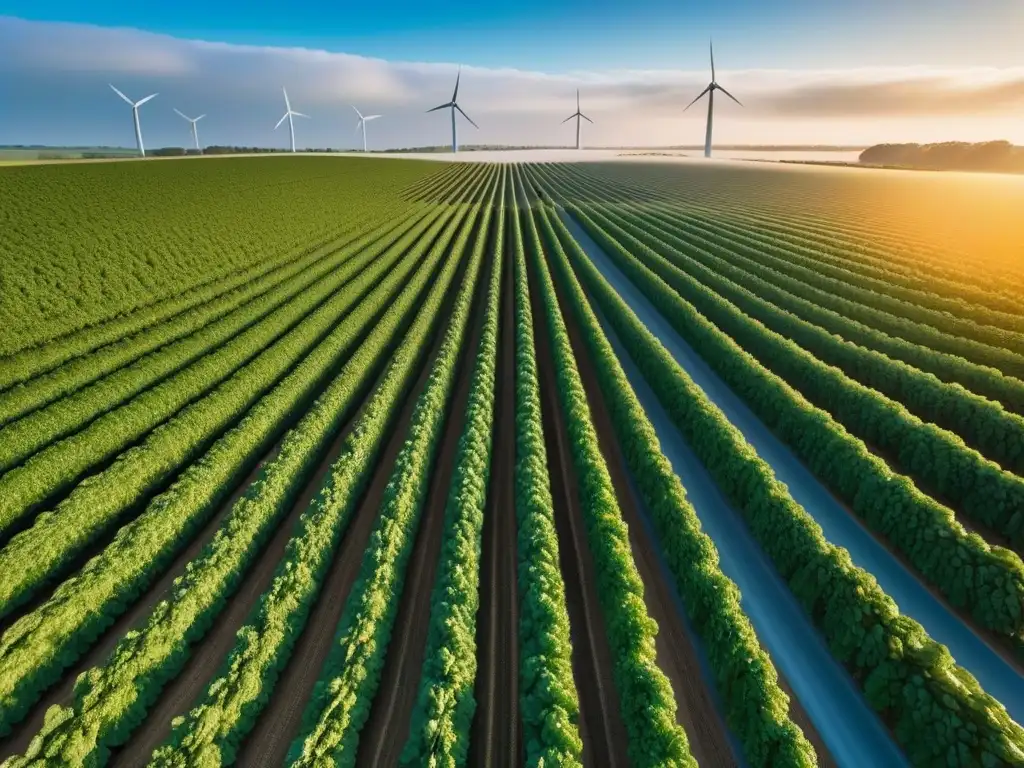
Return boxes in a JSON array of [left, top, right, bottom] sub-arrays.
[[427, 66, 478, 152], [276, 87, 309, 153], [683, 40, 743, 158], [109, 83, 157, 157]]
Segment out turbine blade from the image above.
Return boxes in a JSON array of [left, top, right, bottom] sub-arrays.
[[717, 84, 743, 107], [352, 105, 363, 119], [577, 88, 580, 111], [365, 115, 381, 120], [195, 115, 206, 121], [683, 85, 712, 111], [455, 104, 478, 129], [292, 112, 310, 119], [109, 84, 134, 105], [283, 87, 291, 111], [452, 66, 461, 101], [135, 93, 158, 107], [275, 112, 289, 130], [710, 39, 716, 82], [427, 103, 451, 113], [581, 113, 594, 124], [561, 114, 575, 124], [355, 119, 363, 133], [174, 108, 189, 120]]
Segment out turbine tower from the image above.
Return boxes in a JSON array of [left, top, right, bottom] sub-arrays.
[[683, 40, 743, 158], [275, 87, 309, 153], [173, 109, 206, 152], [561, 89, 593, 150], [109, 84, 158, 157], [352, 106, 381, 152], [427, 67, 478, 153]]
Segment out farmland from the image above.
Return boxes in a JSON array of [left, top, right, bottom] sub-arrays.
[[0, 154, 1022, 767]]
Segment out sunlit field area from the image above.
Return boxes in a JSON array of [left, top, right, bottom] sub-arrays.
[[0, 155, 1022, 767]]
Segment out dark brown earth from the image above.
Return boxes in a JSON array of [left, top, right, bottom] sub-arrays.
[[525, 226, 630, 768], [353, 220, 492, 765], [232, 220, 479, 767], [468, 210, 523, 767]]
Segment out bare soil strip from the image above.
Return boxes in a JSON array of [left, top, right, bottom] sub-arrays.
[[555, 281, 741, 766], [526, 240, 630, 768], [532, 219, 737, 764], [107, 399, 369, 766], [231, 245, 472, 768], [469, 233, 523, 766], [354, 229, 492, 766]]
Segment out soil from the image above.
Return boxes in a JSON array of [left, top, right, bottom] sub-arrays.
[[468, 216, 523, 766], [542, 230, 738, 767], [526, 238, 630, 768], [232, 227, 476, 767], [354, 227, 491, 765]]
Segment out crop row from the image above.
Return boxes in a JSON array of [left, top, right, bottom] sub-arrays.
[[551, 197, 1024, 766], [578, 202, 1024, 544], [0, 157, 440, 358], [564, 202, 1024, 638], [582, 164, 1024, 333], [508, 192, 584, 766], [0, 217, 396, 533], [0, 204, 462, 624], [0, 208, 435, 475], [565, 163, 1024, 360], [521, 188, 694, 766], [0, 181, 490, 762], [533, 201, 817, 768], [0, 204, 417, 428], [573, 161, 1024, 302], [0, 194, 474, 744], [282, 177, 496, 768], [400, 168, 506, 766], [534, 164, 1024, 415]]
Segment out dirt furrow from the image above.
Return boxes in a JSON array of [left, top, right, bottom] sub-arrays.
[[527, 241, 630, 768], [468, 226, 522, 767], [232, 244, 471, 768], [0, 441, 278, 761], [354, 232, 492, 766]]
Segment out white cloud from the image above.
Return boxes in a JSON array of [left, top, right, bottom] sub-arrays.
[[2, 15, 1023, 148]]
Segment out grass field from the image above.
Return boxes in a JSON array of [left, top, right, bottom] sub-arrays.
[[0, 155, 1022, 767]]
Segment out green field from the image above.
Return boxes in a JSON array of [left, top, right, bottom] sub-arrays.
[[0, 155, 1022, 767]]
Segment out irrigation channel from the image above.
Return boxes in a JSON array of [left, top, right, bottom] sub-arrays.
[[557, 208, 1019, 768]]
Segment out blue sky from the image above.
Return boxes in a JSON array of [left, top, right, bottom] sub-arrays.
[[6, 0, 1023, 70], [1, 4, 1023, 149]]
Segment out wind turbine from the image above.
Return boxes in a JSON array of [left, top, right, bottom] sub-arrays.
[[352, 106, 381, 152], [109, 84, 158, 157], [173, 109, 206, 152], [427, 67, 478, 153], [275, 87, 309, 153], [561, 89, 593, 150], [683, 40, 743, 158]]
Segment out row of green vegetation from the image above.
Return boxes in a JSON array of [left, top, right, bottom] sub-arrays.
[[0, 157, 438, 356], [283, 173, 495, 768], [0, 206, 455, 622], [542, 192, 1024, 767], [400, 168, 506, 766], [519, 182, 694, 765], [565, 203, 1024, 638], [532, 199, 817, 767], [3, 176, 492, 764], [507, 189, 584, 766], [0, 195, 473, 747], [579, 203, 1024, 547]]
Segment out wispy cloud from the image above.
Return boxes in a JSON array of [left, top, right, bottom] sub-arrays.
[[2, 16, 1022, 148]]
